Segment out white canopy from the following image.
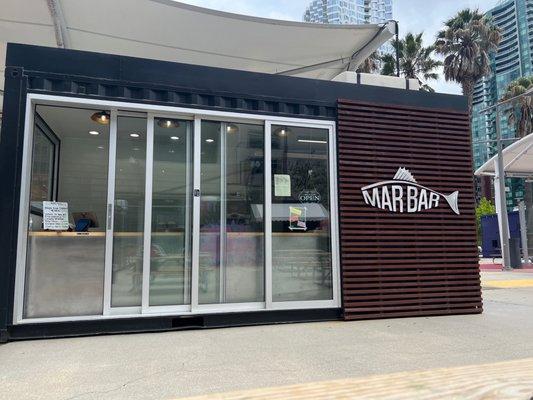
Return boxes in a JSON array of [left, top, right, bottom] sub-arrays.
[[0, 0, 395, 113], [475, 134, 533, 178]]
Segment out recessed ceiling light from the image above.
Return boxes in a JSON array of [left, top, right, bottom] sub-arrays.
[[130, 133, 140, 138], [170, 136, 180, 140], [89, 130, 100, 136], [205, 138, 214, 143]]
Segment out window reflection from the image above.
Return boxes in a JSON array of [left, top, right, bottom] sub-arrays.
[[111, 115, 147, 307], [199, 121, 265, 304], [149, 119, 192, 306]]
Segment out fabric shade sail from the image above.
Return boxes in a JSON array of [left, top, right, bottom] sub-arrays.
[[0, 0, 395, 113], [475, 134, 533, 178]]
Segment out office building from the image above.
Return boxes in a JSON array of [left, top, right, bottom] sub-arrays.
[[472, 0, 533, 207], [303, 0, 393, 25]]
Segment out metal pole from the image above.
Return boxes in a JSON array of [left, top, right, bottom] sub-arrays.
[[519, 200, 529, 265], [495, 107, 511, 268], [395, 20, 400, 77]]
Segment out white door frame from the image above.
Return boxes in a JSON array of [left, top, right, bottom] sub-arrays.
[[12, 93, 341, 325]]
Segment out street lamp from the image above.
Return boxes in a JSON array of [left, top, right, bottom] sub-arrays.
[[479, 87, 533, 269]]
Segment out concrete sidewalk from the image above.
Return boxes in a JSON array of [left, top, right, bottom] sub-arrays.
[[183, 358, 533, 399], [1, 272, 533, 400]]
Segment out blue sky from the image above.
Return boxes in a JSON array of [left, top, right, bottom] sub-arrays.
[[179, 0, 502, 94]]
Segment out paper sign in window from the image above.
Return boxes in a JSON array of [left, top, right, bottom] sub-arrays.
[[43, 201, 69, 230], [289, 206, 307, 231], [274, 174, 291, 197]]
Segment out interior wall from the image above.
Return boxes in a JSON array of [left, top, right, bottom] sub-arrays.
[[58, 136, 109, 229]]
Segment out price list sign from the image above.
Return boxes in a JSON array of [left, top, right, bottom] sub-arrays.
[[43, 201, 69, 231]]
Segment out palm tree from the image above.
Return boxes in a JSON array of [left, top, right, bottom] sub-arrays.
[[356, 51, 380, 74], [435, 9, 501, 112], [502, 77, 533, 139], [502, 76, 533, 217], [381, 33, 442, 92]]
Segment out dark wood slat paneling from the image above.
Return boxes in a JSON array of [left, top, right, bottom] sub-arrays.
[[337, 99, 480, 321]]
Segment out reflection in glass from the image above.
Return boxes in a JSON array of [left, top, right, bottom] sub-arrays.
[[24, 106, 109, 318], [199, 121, 264, 304], [111, 116, 147, 307], [30, 123, 55, 203], [271, 125, 332, 302], [149, 119, 192, 306]]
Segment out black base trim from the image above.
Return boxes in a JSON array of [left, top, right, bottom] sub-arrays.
[[5, 308, 342, 341]]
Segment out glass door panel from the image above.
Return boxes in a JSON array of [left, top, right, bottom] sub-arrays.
[[270, 125, 333, 302], [23, 105, 109, 318], [198, 121, 265, 304], [111, 115, 147, 307], [149, 118, 192, 306]]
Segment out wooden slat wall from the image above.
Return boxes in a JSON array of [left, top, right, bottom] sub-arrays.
[[337, 99, 481, 320]]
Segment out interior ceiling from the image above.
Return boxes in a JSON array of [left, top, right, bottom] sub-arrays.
[[37, 106, 112, 139], [0, 0, 394, 114]]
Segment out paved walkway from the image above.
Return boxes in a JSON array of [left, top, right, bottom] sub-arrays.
[[183, 358, 533, 400], [1, 271, 533, 399]]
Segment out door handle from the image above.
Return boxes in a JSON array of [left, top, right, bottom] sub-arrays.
[[193, 189, 201, 197], [106, 203, 113, 230]]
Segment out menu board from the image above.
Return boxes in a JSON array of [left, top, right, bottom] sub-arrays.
[[43, 201, 69, 231]]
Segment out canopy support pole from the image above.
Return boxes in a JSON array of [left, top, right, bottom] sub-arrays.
[[519, 201, 530, 265], [494, 159, 511, 268]]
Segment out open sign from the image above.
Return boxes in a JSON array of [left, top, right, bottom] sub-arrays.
[[298, 190, 321, 203]]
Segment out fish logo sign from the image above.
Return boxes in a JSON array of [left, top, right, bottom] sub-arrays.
[[361, 168, 460, 215]]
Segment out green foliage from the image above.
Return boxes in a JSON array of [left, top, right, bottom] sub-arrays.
[[435, 8, 501, 110], [356, 51, 380, 74], [502, 76, 533, 139], [380, 32, 442, 92], [476, 197, 496, 240]]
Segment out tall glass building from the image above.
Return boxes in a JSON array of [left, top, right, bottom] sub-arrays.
[[472, 0, 533, 208], [303, 0, 393, 25]]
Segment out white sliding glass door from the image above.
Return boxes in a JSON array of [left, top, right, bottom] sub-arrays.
[[16, 94, 340, 324], [197, 121, 265, 306]]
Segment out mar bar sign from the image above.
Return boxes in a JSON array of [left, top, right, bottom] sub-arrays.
[[361, 168, 460, 215]]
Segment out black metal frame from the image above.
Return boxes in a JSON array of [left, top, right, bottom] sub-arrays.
[[0, 43, 468, 341]]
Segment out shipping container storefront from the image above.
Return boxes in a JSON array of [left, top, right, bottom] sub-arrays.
[[0, 44, 481, 341]]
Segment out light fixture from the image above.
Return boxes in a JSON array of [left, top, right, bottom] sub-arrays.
[[97, 145, 104, 149], [157, 119, 180, 128], [91, 111, 110, 125], [226, 124, 239, 134], [206, 138, 214, 143], [89, 130, 100, 136], [130, 133, 140, 138], [170, 136, 180, 140], [275, 127, 292, 137], [132, 147, 140, 151], [298, 139, 327, 144]]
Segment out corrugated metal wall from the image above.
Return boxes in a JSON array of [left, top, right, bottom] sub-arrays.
[[337, 99, 481, 320]]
